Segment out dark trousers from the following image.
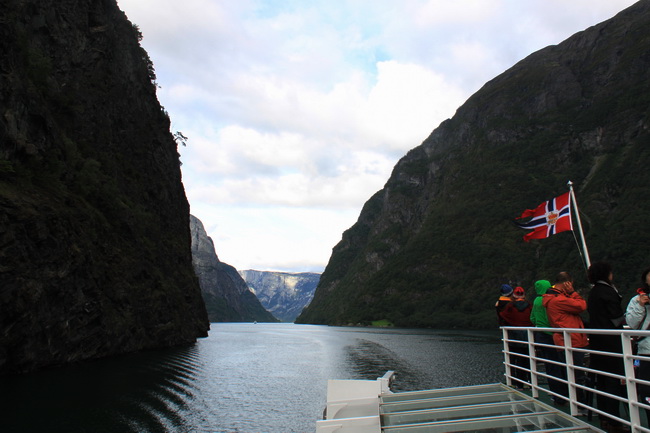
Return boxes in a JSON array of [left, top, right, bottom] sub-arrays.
[[638, 357, 650, 423], [592, 352, 626, 426], [510, 342, 531, 387], [557, 349, 587, 405], [508, 329, 530, 387], [535, 332, 567, 402]]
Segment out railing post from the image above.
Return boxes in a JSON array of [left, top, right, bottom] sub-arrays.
[[528, 328, 538, 398], [622, 333, 641, 431], [502, 327, 512, 387], [563, 330, 579, 416], [499, 326, 650, 430]]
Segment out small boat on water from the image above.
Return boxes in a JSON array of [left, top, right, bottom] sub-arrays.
[[315, 326, 650, 433]]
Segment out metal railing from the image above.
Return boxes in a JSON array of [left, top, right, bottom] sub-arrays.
[[501, 326, 650, 433]]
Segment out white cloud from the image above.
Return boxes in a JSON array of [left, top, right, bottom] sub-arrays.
[[363, 61, 464, 150], [177, 58, 461, 216], [415, 0, 500, 26], [118, 0, 638, 271], [187, 203, 357, 272]]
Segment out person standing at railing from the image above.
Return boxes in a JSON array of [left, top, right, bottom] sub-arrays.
[[496, 284, 514, 325], [499, 286, 533, 389], [543, 271, 589, 412], [625, 267, 650, 425], [530, 279, 567, 406], [586, 261, 628, 433]]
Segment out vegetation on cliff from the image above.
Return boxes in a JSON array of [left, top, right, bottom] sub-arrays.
[[297, 1, 650, 329], [0, 0, 208, 373]]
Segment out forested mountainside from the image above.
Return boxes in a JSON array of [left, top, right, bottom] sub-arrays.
[[297, 0, 650, 329], [190, 216, 278, 323], [0, 0, 209, 374], [239, 270, 320, 322]]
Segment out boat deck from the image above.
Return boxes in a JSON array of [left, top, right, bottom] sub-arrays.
[[316, 375, 603, 432], [316, 327, 650, 432], [379, 383, 600, 432]]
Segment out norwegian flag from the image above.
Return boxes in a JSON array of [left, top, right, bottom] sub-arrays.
[[515, 192, 573, 242]]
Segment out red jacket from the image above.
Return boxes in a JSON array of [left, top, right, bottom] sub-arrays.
[[499, 300, 533, 327], [542, 287, 588, 348]]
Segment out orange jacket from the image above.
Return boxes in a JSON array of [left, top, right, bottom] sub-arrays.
[[542, 287, 588, 348]]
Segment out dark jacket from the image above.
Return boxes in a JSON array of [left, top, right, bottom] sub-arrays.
[[587, 280, 625, 372], [495, 296, 512, 326]]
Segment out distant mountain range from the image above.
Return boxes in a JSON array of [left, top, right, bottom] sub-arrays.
[[297, 1, 650, 328], [190, 215, 277, 323], [239, 270, 320, 322]]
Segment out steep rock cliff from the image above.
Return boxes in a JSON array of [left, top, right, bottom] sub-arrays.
[[239, 270, 320, 322], [0, 0, 209, 374], [297, 1, 650, 328], [190, 215, 278, 323]]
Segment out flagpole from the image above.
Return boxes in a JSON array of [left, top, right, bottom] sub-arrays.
[[567, 180, 591, 269]]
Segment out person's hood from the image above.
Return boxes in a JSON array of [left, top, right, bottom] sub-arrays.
[[512, 300, 530, 312], [534, 280, 551, 295]]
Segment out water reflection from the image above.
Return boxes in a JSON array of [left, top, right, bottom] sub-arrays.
[[0, 345, 203, 432], [340, 328, 503, 393], [0, 324, 504, 432], [344, 338, 421, 391]]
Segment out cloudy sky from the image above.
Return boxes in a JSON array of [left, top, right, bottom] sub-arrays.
[[117, 0, 636, 273]]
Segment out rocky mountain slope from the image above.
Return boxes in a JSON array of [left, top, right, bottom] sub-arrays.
[[239, 270, 320, 322], [0, 0, 209, 374], [190, 216, 277, 323], [297, 0, 650, 328]]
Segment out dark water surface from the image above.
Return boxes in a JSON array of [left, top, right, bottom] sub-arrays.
[[0, 323, 504, 432]]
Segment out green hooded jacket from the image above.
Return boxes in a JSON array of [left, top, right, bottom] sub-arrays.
[[530, 280, 552, 333]]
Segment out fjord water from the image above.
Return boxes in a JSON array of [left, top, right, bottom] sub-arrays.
[[1, 323, 503, 432]]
